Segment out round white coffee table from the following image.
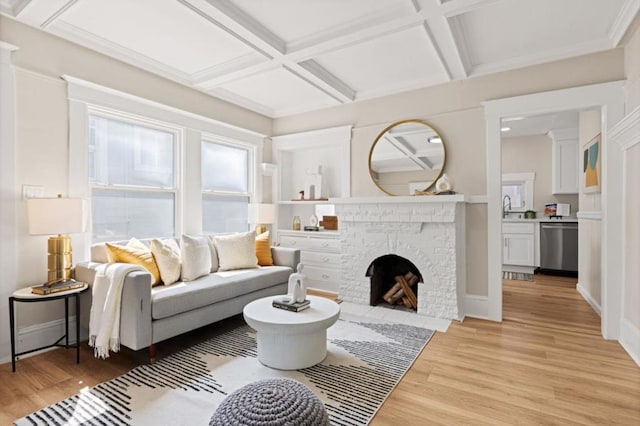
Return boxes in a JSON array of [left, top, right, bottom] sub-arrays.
[[243, 295, 340, 370]]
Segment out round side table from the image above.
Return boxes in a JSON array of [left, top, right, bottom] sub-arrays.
[[9, 283, 89, 372]]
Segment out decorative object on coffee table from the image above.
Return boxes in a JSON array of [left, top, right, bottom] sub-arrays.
[[209, 378, 329, 426], [288, 264, 307, 302]]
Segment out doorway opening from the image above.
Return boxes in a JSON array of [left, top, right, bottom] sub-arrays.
[[484, 81, 625, 339]]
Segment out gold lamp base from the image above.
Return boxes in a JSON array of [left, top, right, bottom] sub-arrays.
[[46, 235, 74, 286], [255, 224, 267, 235]]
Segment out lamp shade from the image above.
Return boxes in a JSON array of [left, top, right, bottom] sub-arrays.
[[247, 203, 275, 225], [27, 197, 86, 235]]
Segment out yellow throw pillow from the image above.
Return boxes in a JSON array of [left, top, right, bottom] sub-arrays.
[[105, 239, 161, 286], [255, 231, 273, 266]]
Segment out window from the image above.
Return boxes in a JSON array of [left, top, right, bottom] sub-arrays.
[[89, 113, 178, 242], [202, 140, 251, 233], [502, 172, 535, 211]]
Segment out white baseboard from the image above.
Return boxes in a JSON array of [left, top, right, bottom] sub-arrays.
[[620, 319, 640, 368], [463, 294, 488, 320], [576, 283, 602, 316], [10, 316, 88, 361]]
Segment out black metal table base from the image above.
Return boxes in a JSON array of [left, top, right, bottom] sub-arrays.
[[9, 290, 84, 372]]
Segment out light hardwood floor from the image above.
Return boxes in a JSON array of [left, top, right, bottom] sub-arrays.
[[2, 275, 639, 425]]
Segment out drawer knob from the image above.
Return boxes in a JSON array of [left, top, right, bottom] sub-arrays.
[[322, 257, 329, 262], [322, 242, 328, 247], [321, 274, 329, 279]]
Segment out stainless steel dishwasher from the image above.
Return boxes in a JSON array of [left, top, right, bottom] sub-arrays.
[[540, 221, 578, 274]]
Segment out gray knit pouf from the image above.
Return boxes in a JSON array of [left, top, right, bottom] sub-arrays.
[[210, 378, 330, 426]]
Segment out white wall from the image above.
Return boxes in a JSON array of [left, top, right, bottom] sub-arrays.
[[624, 144, 640, 329], [620, 18, 640, 364], [502, 134, 579, 214]]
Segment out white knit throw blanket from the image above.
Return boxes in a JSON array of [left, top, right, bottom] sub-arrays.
[[89, 263, 146, 359]]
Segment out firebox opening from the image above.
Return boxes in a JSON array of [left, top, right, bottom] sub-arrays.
[[365, 254, 423, 311]]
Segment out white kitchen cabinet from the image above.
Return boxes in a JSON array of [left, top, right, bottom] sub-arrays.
[[278, 230, 341, 293], [549, 128, 579, 194], [502, 222, 536, 268], [503, 233, 535, 266]]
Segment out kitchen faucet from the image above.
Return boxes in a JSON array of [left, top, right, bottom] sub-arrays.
[[502, 195, 512, 218]]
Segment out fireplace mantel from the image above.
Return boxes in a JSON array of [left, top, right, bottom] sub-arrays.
[[329, 195, 467, 204]]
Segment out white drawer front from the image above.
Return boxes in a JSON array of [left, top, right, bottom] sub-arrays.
[[502, 222, 535, 234], [306, 237, 340, 252], [304, 265, 339, 283], [301, 251, 341, 266], [279, 235, 311, 249]]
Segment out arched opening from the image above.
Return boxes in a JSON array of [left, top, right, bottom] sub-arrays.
[[365, 254, 423, 310]]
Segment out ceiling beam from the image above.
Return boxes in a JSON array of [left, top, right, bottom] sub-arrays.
[[439, 0, 502, 18]]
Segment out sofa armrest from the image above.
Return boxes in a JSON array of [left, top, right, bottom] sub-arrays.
[[271, 246, 300, 269], [75, 261, 153, 351]]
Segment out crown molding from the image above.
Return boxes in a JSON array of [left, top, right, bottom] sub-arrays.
[[609, 105, 640, 150], [609, 0, 640, 46]]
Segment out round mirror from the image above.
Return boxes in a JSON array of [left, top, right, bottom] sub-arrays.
[[368, 120, 446, 196]]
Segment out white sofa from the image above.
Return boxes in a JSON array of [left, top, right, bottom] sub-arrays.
[[76, 239, 299, 359]]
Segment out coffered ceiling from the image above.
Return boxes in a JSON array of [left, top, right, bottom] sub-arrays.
[[1, 0, 638, 118]]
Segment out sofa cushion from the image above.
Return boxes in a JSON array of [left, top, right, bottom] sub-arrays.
[[214, 231, 258, 271], [151, 266, 292, 320], [105, 238, 161, 286], [181, 235, 212, 281], [151, 238, 181, 285]]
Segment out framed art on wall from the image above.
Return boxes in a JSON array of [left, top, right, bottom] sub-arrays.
[[583, 133, 601, 193]]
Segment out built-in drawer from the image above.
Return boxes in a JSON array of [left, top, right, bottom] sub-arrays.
[[304, 265, 340, 283], [301, 251, 341, 266], [305, 237, 340, 252], [279, 235, 309, 249], [502, 222, 535, 234], [279, 235, 340, 252]]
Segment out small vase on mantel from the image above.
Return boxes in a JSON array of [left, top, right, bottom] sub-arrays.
[[435, 173, 452, 193]]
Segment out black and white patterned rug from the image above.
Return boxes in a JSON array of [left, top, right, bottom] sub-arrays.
[[15, 314, 434, 426]]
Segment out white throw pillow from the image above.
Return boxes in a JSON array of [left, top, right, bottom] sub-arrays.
[[207, 236, 220, 272], [214, 231, 258, 271], [180, 235, 212, 281], [150, 238, 181, 286]]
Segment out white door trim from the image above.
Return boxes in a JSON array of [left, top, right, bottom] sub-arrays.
[[483, 81, 625, 339]]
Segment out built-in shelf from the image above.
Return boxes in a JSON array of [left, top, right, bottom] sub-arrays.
[[277, 200, 334, 205]]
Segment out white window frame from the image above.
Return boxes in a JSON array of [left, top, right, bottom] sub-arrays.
[[66, 76, 266, 260], [502, 172, 535, 212], [201, 135, 257, 233], [87, 107, 182, 241]]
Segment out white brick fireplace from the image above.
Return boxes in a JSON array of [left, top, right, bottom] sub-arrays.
[[333, 196, 466, 320]]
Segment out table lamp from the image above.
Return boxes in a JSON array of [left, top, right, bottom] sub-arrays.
[[247, 203, 275, 235], [27, 195, 87, 286]]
